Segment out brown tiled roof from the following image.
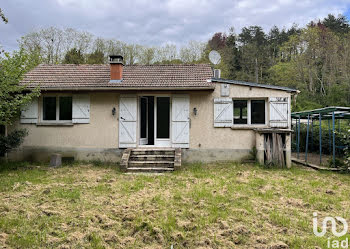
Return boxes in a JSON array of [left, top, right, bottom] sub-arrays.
[[21, 64, 214, 90]]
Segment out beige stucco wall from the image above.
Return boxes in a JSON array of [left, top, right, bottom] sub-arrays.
[[11, 92, 119, 148], [8, 83, 292, 163], [188, 84, 291, 150]]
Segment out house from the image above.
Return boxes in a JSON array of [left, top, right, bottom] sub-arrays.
[[9, 55, 298, 169]]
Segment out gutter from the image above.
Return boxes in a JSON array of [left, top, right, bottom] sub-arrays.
[[26, 86, 216, 91]]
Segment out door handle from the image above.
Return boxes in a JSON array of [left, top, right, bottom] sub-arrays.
[[120, 117, 125, 121]]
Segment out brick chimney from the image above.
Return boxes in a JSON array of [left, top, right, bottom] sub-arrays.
[[109, 55, 124, 82]]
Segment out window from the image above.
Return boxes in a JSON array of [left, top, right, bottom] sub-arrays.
[[43, 96, 72, 121], [233, 100, 248, 124], [232, 99, 265, 125], [251, 100, 265, 124], [156, 97, 170, 138], [59, 97, 72, 120], [43, 97, 56, 120]]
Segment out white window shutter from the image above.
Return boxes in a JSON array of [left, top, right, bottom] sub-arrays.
[[119, 95, 137, 148], [269, 97, 288, 128], [20, 98, 38, 124], [214, 98, 233, 127], [172, 95, 190, 148], [72, 95, 90, 123]]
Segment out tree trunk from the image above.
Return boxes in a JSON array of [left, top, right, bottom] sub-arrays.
[[255, 57, 258, 83], [308, 66, 313, 93]]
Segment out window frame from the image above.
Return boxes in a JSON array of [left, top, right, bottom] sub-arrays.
[[232, 98, 267, 126], [233, 99, 249, 125], [41, 94, 73, 123]]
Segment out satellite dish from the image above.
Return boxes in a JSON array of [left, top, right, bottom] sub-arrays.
[[209, 50, 221, 65]]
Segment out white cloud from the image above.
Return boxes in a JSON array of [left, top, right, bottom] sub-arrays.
[[0, 0, 349, 51]]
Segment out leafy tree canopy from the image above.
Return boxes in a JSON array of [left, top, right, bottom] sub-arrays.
[[63, 48, 84, 64], [322, 14, 350, 34], [0, 50, 40, 125], [86, 49, 104, 64]]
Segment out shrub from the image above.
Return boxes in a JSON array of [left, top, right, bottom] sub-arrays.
[[292, 123, 346, 155], [0, 129, 28, 156], [340, 129, 350, 170]]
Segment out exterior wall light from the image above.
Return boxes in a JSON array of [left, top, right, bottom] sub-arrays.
[[112, 107, 116, 116], [193, 107, 197, 116]]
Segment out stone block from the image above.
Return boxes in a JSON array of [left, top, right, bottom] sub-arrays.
[[50, 153, 62, 167]]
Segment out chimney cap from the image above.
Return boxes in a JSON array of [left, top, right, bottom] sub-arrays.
[[109, 55, 124, 65]]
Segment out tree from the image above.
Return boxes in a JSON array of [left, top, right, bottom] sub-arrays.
[[86, 49, 104, 64], [208, 32, 227, 50], [19, 27, 94, 64], [238, 26, 268, 83], [222, 28, 241, 78], [154, 44, 178, 63], [123, 44, 142, 65], [63, 48, 84, 64], [0, 129, 28, 156], [0, 10, 40, 157], [0, 8, 7, 23], [179, 41, 205, 63], [322, 14, 350, 35], [0, 8, 8, 54], [0, 50, 40, 126], [139, 47, 155, 65]]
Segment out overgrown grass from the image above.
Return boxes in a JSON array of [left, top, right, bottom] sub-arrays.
[[0, 160, 349, 248]]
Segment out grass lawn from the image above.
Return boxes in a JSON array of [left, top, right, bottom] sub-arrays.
[[0, 161, 350, 248]]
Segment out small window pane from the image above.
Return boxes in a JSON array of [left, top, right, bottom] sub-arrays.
[[59, 97, 72, 120], [140, 97, 147, 138], [43, 97, 56, 120], [233, 100, 248, 124], [251, 100, 265, 124], [156, 97, 170, 138]]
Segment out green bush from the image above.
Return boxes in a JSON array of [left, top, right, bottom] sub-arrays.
[[0, 129, 28, 156], [340, 129, 350, 170], [292, 123, 347, 155]]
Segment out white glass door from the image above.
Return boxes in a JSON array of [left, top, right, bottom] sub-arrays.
[[155, 96, 171, 147]]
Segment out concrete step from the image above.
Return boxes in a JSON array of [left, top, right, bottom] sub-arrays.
[[122, 148, 180, 173], [131, 150, 175, 155], [130, 154, 175, 161], [132, 148, 175, 151], [128, 161, 175, 168], [127, 167, 175, 173]]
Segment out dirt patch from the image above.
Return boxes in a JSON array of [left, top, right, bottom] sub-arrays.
[[0, 233, 8, 245], [269, 241, 289, 249]]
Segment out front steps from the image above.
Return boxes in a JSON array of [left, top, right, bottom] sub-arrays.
[[121, 148, 181, 173]]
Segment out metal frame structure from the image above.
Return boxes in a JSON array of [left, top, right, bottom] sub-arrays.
[[291, 107, 350, 166]]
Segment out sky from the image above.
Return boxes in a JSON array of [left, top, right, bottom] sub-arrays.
[[1, 0, 350, 51]]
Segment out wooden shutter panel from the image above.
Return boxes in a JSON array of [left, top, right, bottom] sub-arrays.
[[119, 95, 137, 148], [269, 97, 288, 128], [172, 95, 190, 148], [72, 95, 90, 124], [20, 98, 38, 124], [214, 98, 233, 127]]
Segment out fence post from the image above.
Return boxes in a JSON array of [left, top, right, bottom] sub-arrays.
[[328, 119, 331, 154], [311, 119, 314, 152], [305, 114, 310, 163], [319, 114, 322, 165], [297, 116, 300, 159], [332, 112, 335, 167]]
